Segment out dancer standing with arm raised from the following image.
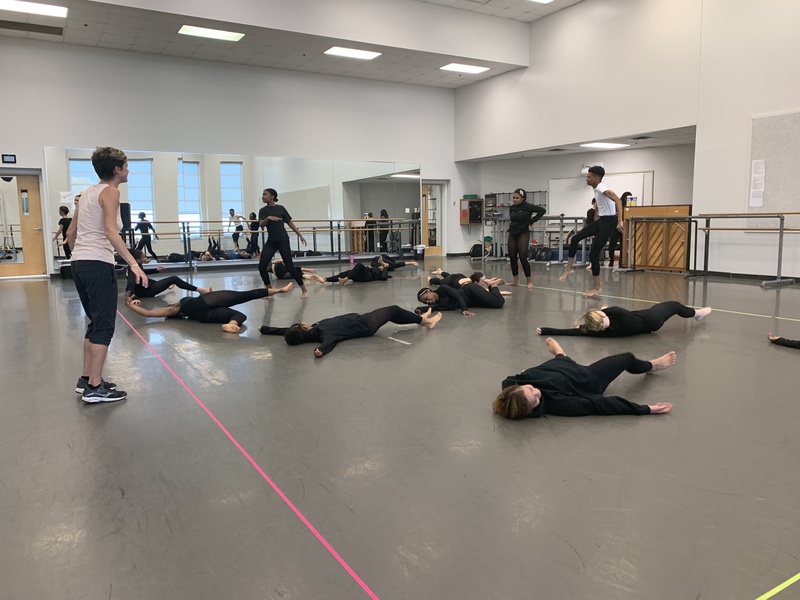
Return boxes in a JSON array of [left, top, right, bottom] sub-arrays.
[[257, 188, 309, 299]]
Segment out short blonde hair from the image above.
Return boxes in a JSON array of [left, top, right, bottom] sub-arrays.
[[492, 386, 533, 420], [579, 310, 605, 332]]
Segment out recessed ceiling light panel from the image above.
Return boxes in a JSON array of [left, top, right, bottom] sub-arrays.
[[579, 142, 631, 149], [178, 25, 244, 42], [440, 63, 489, 74], [0, 0, 67, 18], [324, 46, 381, 60], [391, 173, 421, 179], [529, 0, 555, 4]]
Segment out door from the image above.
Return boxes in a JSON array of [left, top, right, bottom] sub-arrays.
[[0, 174, 48, 277], [421, 182, 443, 257]]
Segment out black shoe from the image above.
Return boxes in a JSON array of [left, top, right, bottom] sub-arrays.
[[82, 381, 127, 403], [75, 376, 117, 394]]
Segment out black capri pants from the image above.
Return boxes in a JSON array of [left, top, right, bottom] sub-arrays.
[[72, 260, 118, 346]]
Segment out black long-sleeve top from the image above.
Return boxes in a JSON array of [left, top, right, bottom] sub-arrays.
[[418, 284, 468, 313], [771, 337, 800, 350], [261, 313, 373, 356], [508, 202, 546, 236], [502, 356, 651, 417], [539, 307, 653, 338], [125, 265, 161, 299]]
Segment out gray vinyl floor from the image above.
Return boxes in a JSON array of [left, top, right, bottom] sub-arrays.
[[2, 257, 799, 600]]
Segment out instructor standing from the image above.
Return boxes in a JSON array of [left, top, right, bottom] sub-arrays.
[[257, 188, 308, 299]]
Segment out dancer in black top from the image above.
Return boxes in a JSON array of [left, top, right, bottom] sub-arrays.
[[257, 188, 309, 298], [245, 212, 260, 256], [268, 258, 320, 281], [428, 268, 505, 289], [507, 188, 546, 289], [124, 284, 293, 332], [371, 254, 418, 271], [134, 212, 159, 261], [125, 249, 211, 303], [768, 333, 800, 349], [416, 281, 506, 316], [53, 205, 74, 259], [311, 262, 389, 284], [378, 209, 391, 252], [261, 305, 442, 356], [492, 337, 675, 419], [537, 301, 712, 338]]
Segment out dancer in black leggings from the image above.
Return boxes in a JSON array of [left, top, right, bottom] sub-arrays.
[[246, 212, 260, 256], [768, 333, 800, 349], [124, 284, 293, 332], [269, 258, 320, 281], [537, 301, 712, 338], [416, 281, 505, 316], [428, 268, 506, 289], [134, 212, 159, 260], [563, 198, 599, 272], [560, 166, 625, 297], [492, 337, 675, 419], [606, 192, 631, 267], [311, 262, 389, 284], [261, 305, 442, 356], [507, 188, 546, 289], [125, 249, 211, 303], [370, 254, 418, 271], [257, 188, 308, 298]]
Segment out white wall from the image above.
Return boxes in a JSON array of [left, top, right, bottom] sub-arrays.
[[454, 0, 701, 161], [692, 0, 800, 277]]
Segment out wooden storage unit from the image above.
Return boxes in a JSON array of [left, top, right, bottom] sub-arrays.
[[621, 205, 692, 271]]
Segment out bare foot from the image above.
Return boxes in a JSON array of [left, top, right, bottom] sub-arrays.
[[583, 288, 602, 298], [694, 307, 712, 320], [169, 284, 175, 289], [420, 311, 442, 329], [338, 277, 349, 285], [270, 282, 293, 296], [767, 333, 780, 342], [488, 278, 506, 286], [431, 267, 443, 275], [509, 277, 520, 287], [559, 269, 573, 283], [407, 261, 419, 266], [500, 291, 512, 296], [526, 281, 533, 289], [311, 274, 326, 284], [198, 286, 212, 294], [300, 287, 309, 300], [221, 321, 240, 333], [544, 337, 565, 357], [649, 351, 677, 373], [305, 268, 317, 273]]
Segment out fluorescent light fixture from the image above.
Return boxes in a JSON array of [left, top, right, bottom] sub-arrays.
[[178, 25, 244, 42], [324, 46, 381, 60], [579, 142, 631, 149], [391, 173, 421, 179], [440, 63, 489, 74], [0, 0, 67, 18], [529, 0, 555, 4]]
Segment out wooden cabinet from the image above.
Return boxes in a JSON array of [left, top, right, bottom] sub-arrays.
[[621, 205, 692, 271]]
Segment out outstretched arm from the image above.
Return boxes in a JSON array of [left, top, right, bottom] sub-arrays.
[[537, 326, 588, 337], [125, 297, 179, 318], [287, 220, 307, 246], [768, 334, 800, 349]]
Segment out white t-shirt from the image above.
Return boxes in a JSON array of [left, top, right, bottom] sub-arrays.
[[70, 183, 123, 265], [593, 182, 617, 217]]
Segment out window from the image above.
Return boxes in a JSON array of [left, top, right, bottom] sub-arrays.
[[220, 162, 244, 224], [178, 159, 201, 237], [68, 159, 99, 194], [127, 160, 154, 222]]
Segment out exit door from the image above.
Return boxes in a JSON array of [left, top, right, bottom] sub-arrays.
[[0, 174, 48, 277], [421, 182, 444, 257]]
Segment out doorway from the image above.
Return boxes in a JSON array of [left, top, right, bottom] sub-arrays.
[[0, 173, 48, 277], [421, 182, 446, 257]]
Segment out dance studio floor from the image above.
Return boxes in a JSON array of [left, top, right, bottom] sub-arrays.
[[1, 257, 799, 600]]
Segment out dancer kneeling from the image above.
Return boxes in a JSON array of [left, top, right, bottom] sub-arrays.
[[125, 284, 292, 332], [537, 301, 712, 337], [261, 305, 441, 357], [492, 337, 675, 419]]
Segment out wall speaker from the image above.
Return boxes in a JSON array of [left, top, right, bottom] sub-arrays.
[[120, 202, 131, 231]]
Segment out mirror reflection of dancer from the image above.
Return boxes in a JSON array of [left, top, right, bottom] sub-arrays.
[[124, 284, 293, 333], [257, 188, 309, 299], [537, 301, 712, 337], [416, 280, 506, 317], [507, 188, 546, 289], [134, 211, 159, 261], [245, 212, 260, 256], [492, 337, 675, 419], [560, 166, 625, 296], [53, 204, 74, 258], [767, 333, 800, 349], [125, 249, 211, 303], [227, 208, 246, 251], [261, 305, 442, 357]]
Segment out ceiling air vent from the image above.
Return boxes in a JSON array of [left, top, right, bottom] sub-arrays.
[[0, 20, 64, 36], [629, 136, 652, 141]]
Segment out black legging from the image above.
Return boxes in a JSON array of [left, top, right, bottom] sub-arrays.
[[184, 289, 270, 325], [590, 216, 618, 276], [461, 282, 505, 309], [567, 220, 600, 258], [507, 231, 531, 277], [429, 272, 466, 287], [607, 228, 622, 267], [636, 301, 696, 331], [258, 239, 303, 287], [364, 305, 423, 334], [370, 254, 405, 271], [246, 230, 260, 255], [136, 236, 158, 260], [585, 352, 652, 391], [135, 276, 198, 298], [325, 262, 375, 283]]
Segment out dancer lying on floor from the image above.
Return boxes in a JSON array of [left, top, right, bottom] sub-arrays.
[[260, 305, 441, 356], [492, 337, 675, 419], [125, 249, 211, 304], [416, 281, 505, 316], [371, 254, 418, 271], [309, 261, 389, 285], [537, 301, 712, 337], [428, 268, 506, 289], [124, 284, 292, 332], [767, 333, 800, 349], [268, 258, 320, 281]]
